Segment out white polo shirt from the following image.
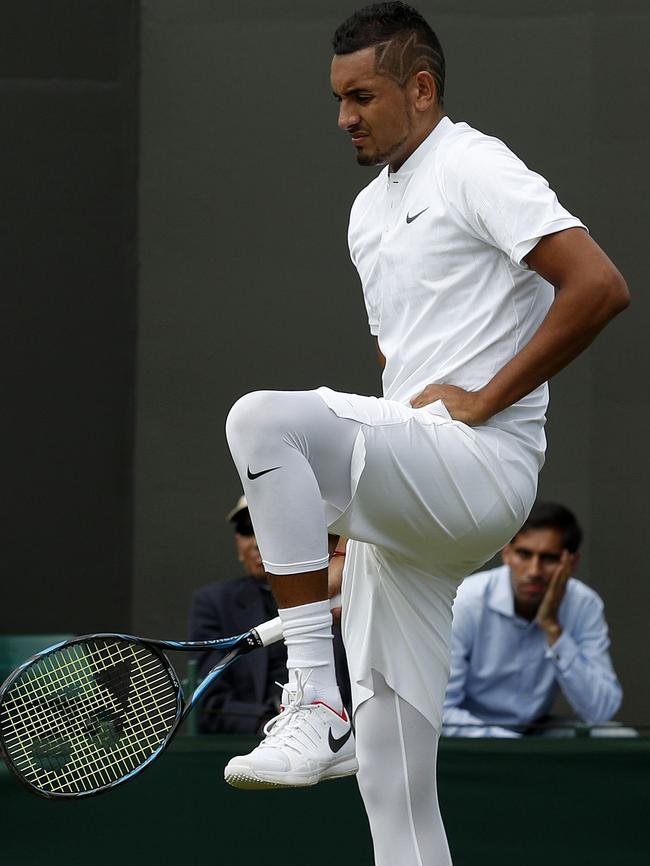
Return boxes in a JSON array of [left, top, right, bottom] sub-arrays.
[[347, 116, 585, 456]]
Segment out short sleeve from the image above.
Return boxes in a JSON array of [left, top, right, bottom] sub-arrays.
[[441, 135, 587, 268]]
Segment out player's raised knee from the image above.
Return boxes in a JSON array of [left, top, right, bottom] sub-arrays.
[[225, 390, 277, 445]]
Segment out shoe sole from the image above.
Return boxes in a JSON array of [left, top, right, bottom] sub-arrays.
[[224, 756, 359, 790]]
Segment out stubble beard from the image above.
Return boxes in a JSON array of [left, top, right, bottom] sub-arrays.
[[356, 100, 413, 168], [356, 130, 409, 167]]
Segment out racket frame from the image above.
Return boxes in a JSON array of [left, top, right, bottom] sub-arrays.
[[0, 624, 275, 800]]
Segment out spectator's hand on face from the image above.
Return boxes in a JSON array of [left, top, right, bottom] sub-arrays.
[[535, 550, 575, 644]]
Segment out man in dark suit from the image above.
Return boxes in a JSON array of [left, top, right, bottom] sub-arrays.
[[188, 495, 351, 733]]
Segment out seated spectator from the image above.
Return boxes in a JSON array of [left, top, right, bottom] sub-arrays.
[[442, 502, 622, 737], [189, 494, 351, 733]]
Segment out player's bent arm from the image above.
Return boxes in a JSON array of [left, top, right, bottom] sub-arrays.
[[475, 228, 630, 423], [413, 229, 630, 423]]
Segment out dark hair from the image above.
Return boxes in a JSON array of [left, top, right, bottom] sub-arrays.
[[332, 2, 445, 104], [513, 501, 583, 553]]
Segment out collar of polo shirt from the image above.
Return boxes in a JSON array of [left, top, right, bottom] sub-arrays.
[[387, 116, 453, 182]]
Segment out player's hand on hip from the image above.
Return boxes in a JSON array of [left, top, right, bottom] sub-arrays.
[[410, 384, 490, 425]]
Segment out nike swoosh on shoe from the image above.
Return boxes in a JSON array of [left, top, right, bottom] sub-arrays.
[[328, 727, 352, 753]]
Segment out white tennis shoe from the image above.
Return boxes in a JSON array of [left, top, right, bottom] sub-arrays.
[[224, 674, 358, 789]]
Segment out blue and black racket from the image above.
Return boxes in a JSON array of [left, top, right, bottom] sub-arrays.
[[0, 616, 284, 799]]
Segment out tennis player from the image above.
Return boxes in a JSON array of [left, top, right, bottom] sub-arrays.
[[223, 3, 629, 864]]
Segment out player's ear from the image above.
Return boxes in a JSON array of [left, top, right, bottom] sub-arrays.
[[414, 70, 436, 111], [502, 544, 513, 565]]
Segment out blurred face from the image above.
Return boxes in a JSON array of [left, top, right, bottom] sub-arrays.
[[331, 47, 416, 170], [235, 532, 266, 581], [503, 528, 567, 617]]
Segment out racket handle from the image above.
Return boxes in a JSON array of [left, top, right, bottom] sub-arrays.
[[252, 617, 284, 647], [253, 595, 343, 647]]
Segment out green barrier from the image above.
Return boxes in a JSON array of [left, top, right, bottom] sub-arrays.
[[1, 737, 648, 865]]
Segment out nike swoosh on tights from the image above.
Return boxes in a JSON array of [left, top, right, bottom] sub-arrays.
[[247, 465, 281, 480]]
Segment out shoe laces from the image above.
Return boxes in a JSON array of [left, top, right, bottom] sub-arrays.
[[260, 671, 323, 755]]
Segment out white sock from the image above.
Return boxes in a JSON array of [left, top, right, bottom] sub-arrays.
[[278, 599, 343, 713]]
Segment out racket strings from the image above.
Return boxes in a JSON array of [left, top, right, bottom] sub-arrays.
[[2, 642, 138, 788], [0, 639, 179, 795], [4, 643, 156, 752], [3, 642, 177, 792]]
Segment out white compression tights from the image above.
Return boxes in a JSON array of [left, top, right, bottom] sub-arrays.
[[226, 390, 360, 573], [227, 389, 453, 864], [356, 671, 453, 866]]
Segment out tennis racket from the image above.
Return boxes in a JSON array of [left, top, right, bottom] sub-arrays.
[[0, 615, 285, 799]]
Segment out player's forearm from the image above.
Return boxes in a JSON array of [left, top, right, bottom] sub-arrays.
[[476, 270, 629, 421]]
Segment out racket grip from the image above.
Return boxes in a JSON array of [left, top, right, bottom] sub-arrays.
[[253, 595, 343, 647], [253, 617, 284, 647]]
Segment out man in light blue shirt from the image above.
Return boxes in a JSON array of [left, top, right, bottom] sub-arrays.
[[442, 502, 622, 737]]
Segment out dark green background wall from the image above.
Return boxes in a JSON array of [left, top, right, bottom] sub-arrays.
[[2, 2, 138, 634], [2, 2, 648, 726], [135, 0, 650, 724]]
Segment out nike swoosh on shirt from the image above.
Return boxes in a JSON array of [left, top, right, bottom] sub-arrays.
[[328, 726, 352, 753], [247, 465, 281, 480], [406, 207, 430, 224]]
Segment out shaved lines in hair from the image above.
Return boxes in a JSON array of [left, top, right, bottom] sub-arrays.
[[374, 31, 444, 101]]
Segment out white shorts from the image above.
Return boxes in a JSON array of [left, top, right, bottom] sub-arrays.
[[317, 387, 540, 731]]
